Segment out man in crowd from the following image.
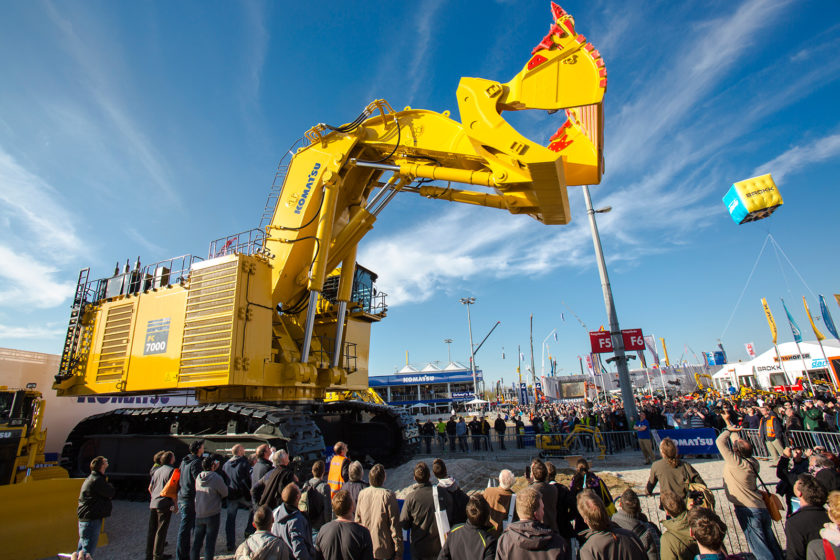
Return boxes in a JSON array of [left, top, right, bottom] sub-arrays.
[[356, 464, 402, 560], [659, 490, 698, 560], [400, 461, 452, 560], [717, 417, 784, 560], [193, 455, 228, 560], [438, 494, 497, 559], [514, 415, 525, 449], [315, 490, 374, 559], [495, 487, 569, 560], [687, 507, 729, 560], [545, 462, 575, 540], [611, 489, 659, 560], [421, 418, 435, 454], [469, 416, 481, 451], [446, 416, 457, 452], [302, 460, 332, 537], [255, 450, 298, 510], [529, 459, 559, 533], [758, 405, 785, 463], [223, 444, 253, 552], [327, 441, 350, 498], [633, 411, 655, 465], [436, 418, 447, 452], [785, 473, 830, 560], [147, 451, 176, 560], [455, 416, 468, 452], [776, 446, 809, 515], [494, 414, 507, 450], [483, 469, 515, 537], [577, 490, 646, 560], [433, 458, 469, 526], [342, 461, 369, 507], [480, 416, 493, 451], [77, 455, 115, 558], [176, 440, 205, 560], [272, 483, 315, 560], [234, 505, 292, 560]]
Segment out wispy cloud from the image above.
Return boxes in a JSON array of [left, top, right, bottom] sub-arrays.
[[0, 322, 65, 339], [404, 0, 445, 106], [0, 148, 81, 308], [752, 132, 840, 183], [43, 2, 179, 204]]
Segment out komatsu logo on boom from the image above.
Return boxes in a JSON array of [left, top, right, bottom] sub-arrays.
[[295, 163, 321, 215]]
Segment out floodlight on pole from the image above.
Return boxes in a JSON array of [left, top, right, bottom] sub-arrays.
[[460, 297, 479, 398], [443, 338, 453, 363], [582, 185, 638, 427], [541, 329, 557, 376]]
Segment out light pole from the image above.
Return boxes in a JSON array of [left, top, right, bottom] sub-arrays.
[[443, 338, 453, 363], [582, 185, 638, 426], [541, 328, 557, 376], [460, 297, 479, 398]]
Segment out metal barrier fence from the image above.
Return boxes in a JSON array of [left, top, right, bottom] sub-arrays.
[[639, 487, 786, 554], [741, 428, 840, 458], [417, 430, 641, 457]]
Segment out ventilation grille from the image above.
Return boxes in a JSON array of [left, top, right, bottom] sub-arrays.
[[179, 260, 238, 381], [96, 303, 134, 382]]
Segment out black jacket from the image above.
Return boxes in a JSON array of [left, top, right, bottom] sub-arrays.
[[77, 471, 115, 521], [223, 455, 252, 500], [785, 505, 831, 560], [400, 482, 453, 559], [178, 453, 204, 501], [531, 481, 559, 533], [255, 464, 296, 510], [775, 455, 809, 500], [315, 519, 374, 560], [817, 468, 840, 494], [446, 420, 457, 435], [438, 521, 497, 560], [494, 418, 507, 434], [252, 457, 273, 489], [550, 482, 575, 540], [495, 519, 570, 560]]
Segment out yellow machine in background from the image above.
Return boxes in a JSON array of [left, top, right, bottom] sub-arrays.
[[53, 3, 607, 478], [537, 425, 607, 460], [0, 386, 85, 560]]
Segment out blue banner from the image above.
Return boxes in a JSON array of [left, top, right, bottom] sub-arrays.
[[782, 298, 803, 343], [654, 428, 719, 455], [821, 295, 840, 341]]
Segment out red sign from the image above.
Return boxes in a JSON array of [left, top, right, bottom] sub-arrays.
[[622, 329, 645, 351], [589, 329, 645, 353], [589, 331, 613, 353]]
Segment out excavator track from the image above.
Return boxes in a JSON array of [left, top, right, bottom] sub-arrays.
[[59, 401, 419, 485], [314, 400, 420, 467], [59, 403, 324, 483]]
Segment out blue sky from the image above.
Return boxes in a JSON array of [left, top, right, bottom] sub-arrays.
[[2, 0, 840, 391]]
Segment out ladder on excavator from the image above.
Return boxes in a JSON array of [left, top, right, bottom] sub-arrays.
[[58, 268, 89, 378]]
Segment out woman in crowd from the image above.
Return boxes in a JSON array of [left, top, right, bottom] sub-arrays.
[[646, 437, 706, 501], [569, 458, 613, 536]]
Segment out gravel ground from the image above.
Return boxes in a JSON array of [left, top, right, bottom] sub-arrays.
[[47, 449, 783, 560]]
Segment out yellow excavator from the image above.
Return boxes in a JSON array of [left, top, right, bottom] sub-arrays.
[[53, 2, 607, 479], [0, 386, 85, 559]]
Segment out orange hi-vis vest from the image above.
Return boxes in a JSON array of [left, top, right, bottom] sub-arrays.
[[327, 455, 346, 498], [766, 416, 778, 438]]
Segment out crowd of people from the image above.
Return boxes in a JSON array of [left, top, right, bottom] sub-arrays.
[[70, 387, 840, 560]]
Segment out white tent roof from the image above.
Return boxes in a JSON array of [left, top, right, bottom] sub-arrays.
[[421, 363, 440, 372], [398, 365, 418, 373], [465, 398, 488, 404], [444, 361, 468, 370]]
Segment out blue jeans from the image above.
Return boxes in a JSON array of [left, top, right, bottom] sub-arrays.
[[733, 506, 783, 560], [77, 518, 102, 556], [225, 497, 252, 549], [176, 499, 196, 560], [191, 513, 220, 560]]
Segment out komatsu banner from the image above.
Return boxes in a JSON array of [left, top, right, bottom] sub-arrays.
[[653, 428, 719, 455]]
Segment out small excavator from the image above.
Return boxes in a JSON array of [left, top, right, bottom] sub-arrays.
[[53, 2, 608, 481]]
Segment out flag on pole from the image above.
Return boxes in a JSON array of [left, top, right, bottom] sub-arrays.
[[781, 298, 802, 343], [803, 296, 825, 341], [717, 341, 728, 364], [584, 354, 594, 375], [659, 337, 671, 366], [745, 342, 756, 358], [638, 350, 647, 369], [820, 295, 840, 341], [835, 294, 840, 309], [761, 298, 778, 344], [644, 335, 660, 366]]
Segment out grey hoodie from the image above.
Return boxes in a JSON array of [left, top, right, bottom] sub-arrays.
[[194, 470, 228, 518]]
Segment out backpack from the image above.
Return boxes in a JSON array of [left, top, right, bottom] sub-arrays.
[[632, 520, 661, 556], [298, 480, 324, 523], [442, 486, 470, 525], [235, 534, 287, 560], [686, 482, 715, 510]]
